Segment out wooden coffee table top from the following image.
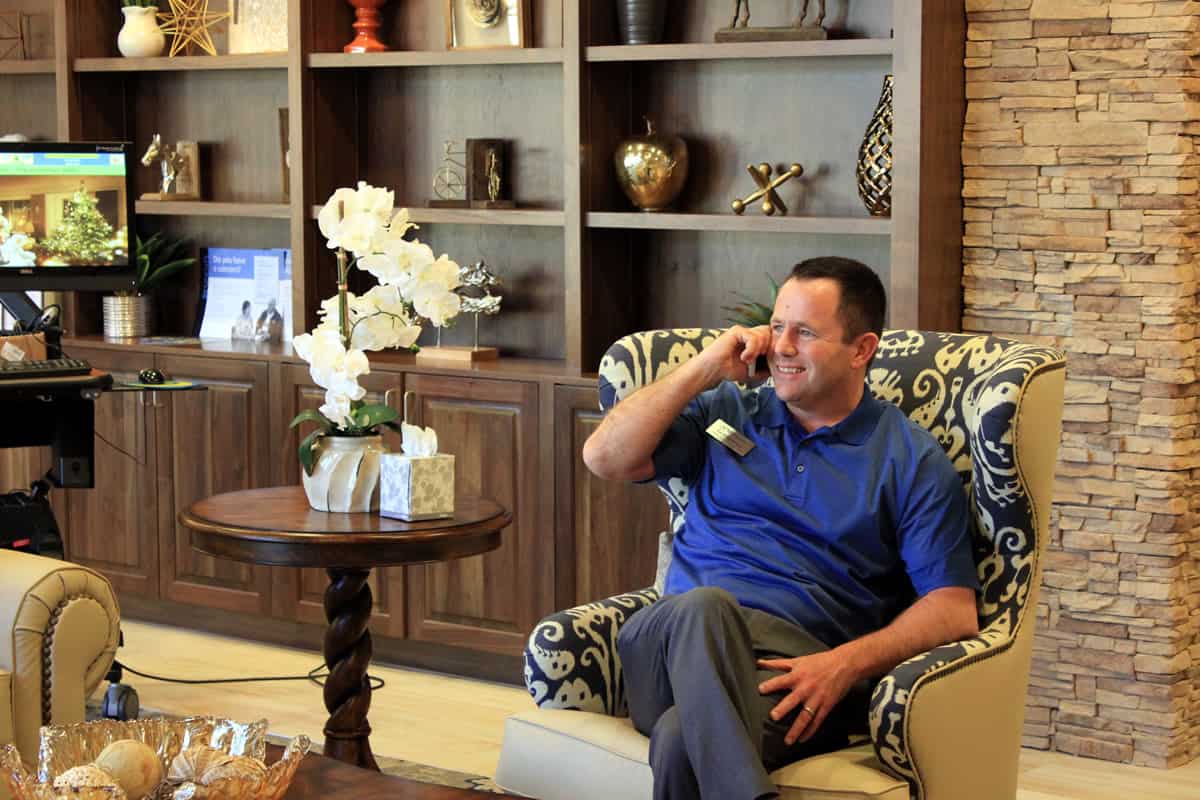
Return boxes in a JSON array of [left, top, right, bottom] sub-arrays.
[[274, 746, 520, 799], [181, 486, 511, 568]]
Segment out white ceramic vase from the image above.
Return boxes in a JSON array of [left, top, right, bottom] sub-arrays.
[[301, 435, 387, 512], [118, 6, 166, 58]]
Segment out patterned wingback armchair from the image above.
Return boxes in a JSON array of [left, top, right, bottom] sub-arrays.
[[497, 329, 1065, 800]]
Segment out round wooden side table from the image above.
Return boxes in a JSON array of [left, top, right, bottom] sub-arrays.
[[179, 486, 511, 771]]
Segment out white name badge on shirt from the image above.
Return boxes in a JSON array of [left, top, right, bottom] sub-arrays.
[[706, 419, 755, 457]]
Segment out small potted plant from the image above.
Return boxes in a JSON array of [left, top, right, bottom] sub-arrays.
[[102, 232, 196, 339], [118, 0, 166, 58]]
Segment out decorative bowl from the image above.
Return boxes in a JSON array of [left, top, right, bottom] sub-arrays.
[[0, 716, 309, 800]]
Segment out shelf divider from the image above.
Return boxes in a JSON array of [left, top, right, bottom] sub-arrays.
[[308, 48, 565, 69], [74, 53, 288, 72], [586, 212, 891, 235], [585, 39, 893, 63], [136, 200, 292, 219]]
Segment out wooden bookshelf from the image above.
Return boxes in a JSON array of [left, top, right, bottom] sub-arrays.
[[33, 0, 962, 369]]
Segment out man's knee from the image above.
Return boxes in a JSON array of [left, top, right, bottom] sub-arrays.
[[670, 586, 740, 620], [648, 706, 688, 774]]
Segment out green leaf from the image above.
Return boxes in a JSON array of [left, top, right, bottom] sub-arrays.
[[290, 408, 334, 430], [349, 403, 399, 431], [298, 429, 324, 476]]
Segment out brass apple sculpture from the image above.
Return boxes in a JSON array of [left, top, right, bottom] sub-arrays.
[[615, 119, 688, 211]]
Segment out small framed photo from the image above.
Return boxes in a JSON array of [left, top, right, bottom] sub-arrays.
[[445, 0, 530, 50]]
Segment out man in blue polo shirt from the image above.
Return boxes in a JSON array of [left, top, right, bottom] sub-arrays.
[[582, 257, 980, 800]]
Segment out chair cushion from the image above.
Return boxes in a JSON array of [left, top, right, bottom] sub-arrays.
[[495, 710, 909, 800]]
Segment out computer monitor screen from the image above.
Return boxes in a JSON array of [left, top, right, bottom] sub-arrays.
[[0, 141, 137, 292]]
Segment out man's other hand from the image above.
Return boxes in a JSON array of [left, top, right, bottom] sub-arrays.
[[757, 649, 857, 746]]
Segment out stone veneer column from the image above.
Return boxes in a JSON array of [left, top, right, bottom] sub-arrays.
[[961, 0, 1199, 768]]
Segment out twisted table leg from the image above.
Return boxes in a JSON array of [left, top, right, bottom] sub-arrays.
[[322, 567, 379, 770]]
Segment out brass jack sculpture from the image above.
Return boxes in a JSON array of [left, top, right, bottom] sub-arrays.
[[731, 162, 803, 216]]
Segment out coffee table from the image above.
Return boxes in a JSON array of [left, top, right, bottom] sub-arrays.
[[181, 486, 511, 771], [273, 744, 520, 799]]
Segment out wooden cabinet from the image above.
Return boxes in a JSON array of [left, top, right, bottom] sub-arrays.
[[153, 354, 273, 614], [272, 363, 408, 638], [57, 347, 160, 599], [554, 386, 665, 606], [403, 373, 544, 657]]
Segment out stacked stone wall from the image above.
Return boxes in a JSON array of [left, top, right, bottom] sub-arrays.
[[963, 0, 1199, 767]]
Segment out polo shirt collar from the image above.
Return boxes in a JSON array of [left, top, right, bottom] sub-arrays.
[[755, 384, 884, 446]]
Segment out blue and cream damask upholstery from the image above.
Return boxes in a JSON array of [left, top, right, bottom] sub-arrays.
[[497, 329, 1066, 800]]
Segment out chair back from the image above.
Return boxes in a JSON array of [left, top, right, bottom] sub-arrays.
[[597, 329, 1066, 640]]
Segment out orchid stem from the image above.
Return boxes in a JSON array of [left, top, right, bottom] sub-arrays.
[[336, 248, 350, 349]]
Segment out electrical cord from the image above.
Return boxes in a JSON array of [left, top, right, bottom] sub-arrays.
[[113, 659, 385, 690]]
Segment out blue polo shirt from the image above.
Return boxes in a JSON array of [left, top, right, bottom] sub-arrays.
[[651, 382, 978, 648]]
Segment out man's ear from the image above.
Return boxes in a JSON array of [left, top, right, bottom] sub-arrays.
[[852, 332, 879, 369]]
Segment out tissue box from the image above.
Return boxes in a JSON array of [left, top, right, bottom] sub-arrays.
[[379, 453, 455, 521]]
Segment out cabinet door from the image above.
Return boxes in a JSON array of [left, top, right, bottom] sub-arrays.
[[57, 347, 160, 599], [155, 354, 272, 614], [404, 374, 544, 657], [273, 363, 407, 638], [555, 386, 666, 606]]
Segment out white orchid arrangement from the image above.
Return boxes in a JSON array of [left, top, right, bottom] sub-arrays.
[[291, 182, 462, 475]]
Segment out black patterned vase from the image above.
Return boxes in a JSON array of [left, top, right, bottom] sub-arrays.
[[857, 74, 893, 217], [615, 0, 668, 45]]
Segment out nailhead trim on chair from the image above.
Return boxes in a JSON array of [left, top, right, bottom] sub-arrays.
[[40, 593, 82, 725]]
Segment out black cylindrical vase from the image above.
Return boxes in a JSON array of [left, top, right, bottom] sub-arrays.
[[616, 0, 668, 45]]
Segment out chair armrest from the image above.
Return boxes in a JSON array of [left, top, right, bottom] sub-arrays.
[[870, 626, 1029, 800], [524, 588, 659, 717], [0, 551, 120, 763]]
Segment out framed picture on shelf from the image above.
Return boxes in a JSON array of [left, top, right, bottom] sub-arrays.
[[445, 0, 529, 50]]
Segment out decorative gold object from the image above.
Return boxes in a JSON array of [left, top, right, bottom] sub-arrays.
[[140, 134, 200, 200], [615, 118, 689, 212], [732, 162, 803, 216], [467, 139, 513, 209], [0, 715, 309, 800], [857, 73, 893, 217], [430, 139, 469, 208], [158, 0, 231, 57], [716, 0, 827, 42]]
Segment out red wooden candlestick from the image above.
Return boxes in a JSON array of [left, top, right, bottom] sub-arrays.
[[344, 0, 389, 53]]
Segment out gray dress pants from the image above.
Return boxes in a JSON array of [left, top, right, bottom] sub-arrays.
[[616, 587, 857, 800]]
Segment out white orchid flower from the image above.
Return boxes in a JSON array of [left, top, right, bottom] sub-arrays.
[[319, 390, 353, 428], [412, 285, 462, 328], [355, 181, 394, 224], [317, 187, 359, 249]]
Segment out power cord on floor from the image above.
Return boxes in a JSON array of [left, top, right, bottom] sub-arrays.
[[114, 660, 386, 690]]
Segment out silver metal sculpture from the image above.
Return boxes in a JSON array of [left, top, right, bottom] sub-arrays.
[[457, 260, 502, 351]]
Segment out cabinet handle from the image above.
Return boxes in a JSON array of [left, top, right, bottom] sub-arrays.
[[384, 387, 398, 410]]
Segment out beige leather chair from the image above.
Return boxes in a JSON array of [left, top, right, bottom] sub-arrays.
[[497, 329, 1066, 800], [0, 549, 120, 766]]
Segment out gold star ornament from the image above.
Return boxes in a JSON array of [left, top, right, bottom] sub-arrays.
[[158, 0, 231, 57]]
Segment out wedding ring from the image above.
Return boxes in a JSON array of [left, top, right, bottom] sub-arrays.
[[801, 705, 816, 717]]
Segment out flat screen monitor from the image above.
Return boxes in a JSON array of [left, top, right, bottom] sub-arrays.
[[0, 141, 137, 293]]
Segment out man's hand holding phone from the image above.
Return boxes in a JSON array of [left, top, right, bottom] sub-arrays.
[[699, 325, 771, 386]]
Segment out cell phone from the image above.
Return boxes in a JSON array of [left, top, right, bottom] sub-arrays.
[[754, 354, 769, 376]]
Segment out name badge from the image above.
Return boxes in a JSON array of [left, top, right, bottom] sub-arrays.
[[706, 419, 755, 457]]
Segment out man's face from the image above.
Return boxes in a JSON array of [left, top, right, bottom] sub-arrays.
[[768, 277, 868, 409]]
